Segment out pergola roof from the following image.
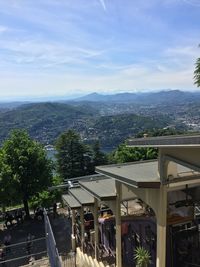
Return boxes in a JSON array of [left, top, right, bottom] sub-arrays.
[[96, 160, 160, 188], [69, 187, 94, 206], [79, 177, 116, 200], [62, 194, 81, 209], [127, 134, 200, 148]]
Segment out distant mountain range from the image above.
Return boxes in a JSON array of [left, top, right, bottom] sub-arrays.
[[73, 90, 200, 104], [1, 90, 200, 109]]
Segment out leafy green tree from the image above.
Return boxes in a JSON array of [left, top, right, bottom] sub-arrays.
[[194, 57, 200, 87], [108, 144, 158, 164], [56, 130, 93, 180], [92, 141, 107, 166], [0, 150, 17, 210], [30, 175, 62, 211], [2, 130, 52, 218]]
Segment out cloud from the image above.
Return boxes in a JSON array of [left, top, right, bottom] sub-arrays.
[[0, 25, 8, 33], [0, 36, 106, 69], [98, 0, 106, 11], [0, 0, 199, 97]]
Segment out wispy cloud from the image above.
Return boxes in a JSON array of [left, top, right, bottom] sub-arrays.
[[98, 0, 107, 11], [0, 0, 199, 97]]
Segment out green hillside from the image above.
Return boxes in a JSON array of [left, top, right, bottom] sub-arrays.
[[0, 102, 170, 148]]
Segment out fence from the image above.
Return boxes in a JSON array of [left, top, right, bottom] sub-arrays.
[[0, 237, 47, 267], [44, 209, 62, 267]]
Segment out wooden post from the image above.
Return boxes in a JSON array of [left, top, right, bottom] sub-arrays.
[[94, 198, 99, 260], [156, 186, 167, 267], [80, 207, 84, 251], [115, 181, 122, 267], [71, 209, 76, 251], [72, 209, 75, 235]]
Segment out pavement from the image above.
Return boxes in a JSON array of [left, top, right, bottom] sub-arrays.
[[0, 208, 72, 267]]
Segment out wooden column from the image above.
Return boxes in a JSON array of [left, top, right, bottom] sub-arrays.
[[115, 181, 122, 267], [156, 186, 167, 267], [72, 209, 75, 235], [80, 207, 84, 251], [94, 198, 99, 259], [71, 209, 76, 251]]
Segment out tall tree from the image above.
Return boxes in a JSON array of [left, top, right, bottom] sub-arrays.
[[0, 150, 16, 210], [92, 141, 107, 166], [194, 57, 200, 87], [56, 130, 92, 180], [2, 130, 52, 218]]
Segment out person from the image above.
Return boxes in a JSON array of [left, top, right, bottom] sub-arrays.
[[5, 212, 13, 228], [4, 233, 11, 254], [34, 207, 43, 221], [26, 233, 33, 255]]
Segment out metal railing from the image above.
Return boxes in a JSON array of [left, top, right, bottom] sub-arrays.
[[44, 209, 62, 267]]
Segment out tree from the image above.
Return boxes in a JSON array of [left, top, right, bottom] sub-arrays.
[[56, 130, 93, 180], [194, 57, 200, 87], [30, 175, 62, 211], [2, 130, 52, 218], [92, 141, 107, 166], [108, 143, 158, 164], [0, 150, 17, 210]]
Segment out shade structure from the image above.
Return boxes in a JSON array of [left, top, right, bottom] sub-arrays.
[[69, 187, 94, 206], [96, 160, 160, 188], [62, 194, 81, 209], [79, 177, 116, 201], [127, 134, 200, 148]]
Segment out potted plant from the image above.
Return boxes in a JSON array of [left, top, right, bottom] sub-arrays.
[[134, 246, 151, 267]]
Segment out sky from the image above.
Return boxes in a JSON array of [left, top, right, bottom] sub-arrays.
[[0, 0, 200, 99]]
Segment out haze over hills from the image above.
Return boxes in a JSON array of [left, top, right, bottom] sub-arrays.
[[73, 90, 200, 104], [0, 90, 200, 109]]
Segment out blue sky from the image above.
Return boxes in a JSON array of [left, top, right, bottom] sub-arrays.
[[0, 0, 200, 99]]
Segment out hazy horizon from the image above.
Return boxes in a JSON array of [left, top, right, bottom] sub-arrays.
[[0, 88, 200, 102]]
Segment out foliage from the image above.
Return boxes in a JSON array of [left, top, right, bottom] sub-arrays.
[[0, 150, 17, 208], [194, 57, 200, 87], [0, 102, 170, 149], [30, 175, 62, 210], [0, 102, 97, 145], [92, 141, 107, 166], [92, 113, 167, 148], [2, 129, 53, 217], [55, 130, 94, 180], [134, 246, 151, 267], [108, 144, 157, 164]]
